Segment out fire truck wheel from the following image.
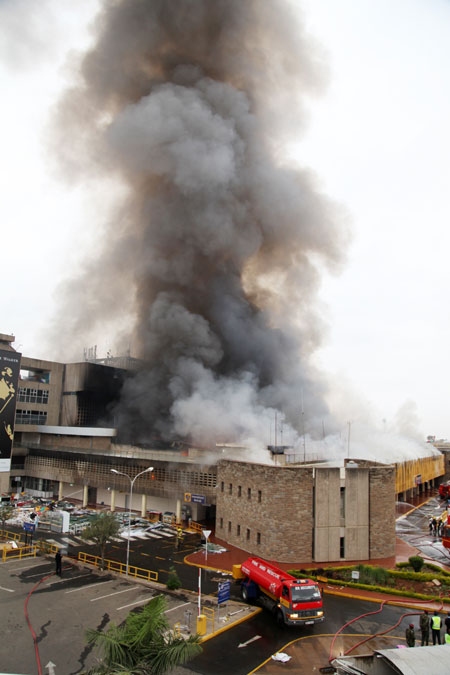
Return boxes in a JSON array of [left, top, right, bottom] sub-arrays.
[[275, 609, 285, 627], [241, 584, 249, 602]]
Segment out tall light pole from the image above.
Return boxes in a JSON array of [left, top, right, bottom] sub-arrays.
[[111, 466, 154, 576]]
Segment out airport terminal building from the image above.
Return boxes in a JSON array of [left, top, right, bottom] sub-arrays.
[[1, 333, 446, 564]]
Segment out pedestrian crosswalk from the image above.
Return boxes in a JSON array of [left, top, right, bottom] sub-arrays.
[[46, 525, 178, 549]]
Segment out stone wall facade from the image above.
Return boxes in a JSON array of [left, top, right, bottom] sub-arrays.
[[369, 466, 396, 559], [216, 459, 396, 563], [215, 460, 313, 562]]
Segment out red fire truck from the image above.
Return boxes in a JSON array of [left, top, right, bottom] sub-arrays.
[[233, 556, 324, 626], [439, 481, 450, 499]]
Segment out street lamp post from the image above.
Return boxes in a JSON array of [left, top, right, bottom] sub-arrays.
[[198, 529, 211, 616], [111, 466, 154, 576]]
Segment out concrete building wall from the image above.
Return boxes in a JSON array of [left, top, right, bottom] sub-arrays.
[[344, 468, 369, 560], [314, 468, 340, 562], [216, 460, 313, 563], [17, 357, 65, 427]]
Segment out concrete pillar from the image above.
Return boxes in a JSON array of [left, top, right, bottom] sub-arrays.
[[110, 489, 116, 512], [141, 494, 147, 517], [176, 498, 181, 523], [82, 485, 88, 507], [58, 481, 64, 501]]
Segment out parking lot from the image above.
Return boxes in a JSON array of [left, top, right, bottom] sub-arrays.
[[0, 553, 219, 675]]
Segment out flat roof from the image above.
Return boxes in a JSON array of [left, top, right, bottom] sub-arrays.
[[38, 426, 117, 437]]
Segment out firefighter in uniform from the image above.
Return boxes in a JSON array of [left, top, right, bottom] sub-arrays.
[[405, 623, 415, 647], [431, 610, 442, 645], [420, 610, 429, 646], [445, 629, 450, 645], [176, 526, 183, 550]]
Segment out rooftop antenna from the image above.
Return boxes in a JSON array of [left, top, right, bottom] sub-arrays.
[[301, 389, 306, 463], [274, 411, 278, 465], [347, 420, 352, 458]]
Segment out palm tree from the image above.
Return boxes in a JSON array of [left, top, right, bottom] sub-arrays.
[[80, 512, 121, 569], [84, 594, 202, 674]]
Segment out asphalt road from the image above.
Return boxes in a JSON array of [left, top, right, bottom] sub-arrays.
[[3, 499, 448, 674], [0, 554, 424, 675], [174, 594, 423, 674]]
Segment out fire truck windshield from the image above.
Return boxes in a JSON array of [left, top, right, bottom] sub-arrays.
[[291, 585, 321, 603]]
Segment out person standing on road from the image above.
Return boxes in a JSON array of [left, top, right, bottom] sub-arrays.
[[420, 610, 430, 646], [431, 611, 441, 644], [444, 611, 450, 634], [55, 550, 62, 576], [405, 623, 415, 647], [445, 628, 450, 645]]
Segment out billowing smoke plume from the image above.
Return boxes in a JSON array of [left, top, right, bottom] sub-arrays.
[[49, 0, 350, 447]]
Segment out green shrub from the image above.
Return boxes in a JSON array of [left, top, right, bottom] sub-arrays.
[[408, 556, 424, 573], [166, 566, 181, 590]]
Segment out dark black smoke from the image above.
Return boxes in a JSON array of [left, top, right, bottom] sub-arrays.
[[50, 0, 349, 447]]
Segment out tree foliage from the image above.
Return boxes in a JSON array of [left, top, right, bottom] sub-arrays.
[[0, 504, 15, 533], [80, 512, 121, 568], [84, 594, 202, 674]]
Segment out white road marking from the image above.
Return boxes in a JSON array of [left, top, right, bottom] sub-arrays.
[[65, 579, 114, 594], [0, 586, 15, 593], [24, 569, 54, 579], [46, 573, 91, 585], [117, 596, 153, 611], [165, 602, 191, 614], [91, 586, 139, 602], [140, 531, 163, 539]]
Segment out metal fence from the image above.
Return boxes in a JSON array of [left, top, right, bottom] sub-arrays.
[[78, 551, 158, 582]]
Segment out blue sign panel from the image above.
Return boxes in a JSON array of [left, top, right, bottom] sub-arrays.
[[217, 580, 231, 605], [191, 494, 206, 504], [23, 522, 35, 533]]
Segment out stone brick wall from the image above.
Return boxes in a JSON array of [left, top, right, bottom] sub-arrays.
[[369, 466, 396, 558], [216, 460, 314, 563]]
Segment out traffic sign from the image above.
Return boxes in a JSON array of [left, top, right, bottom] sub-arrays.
[[218, 580, 231, 605]]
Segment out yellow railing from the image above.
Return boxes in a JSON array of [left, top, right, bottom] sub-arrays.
[[202, 606, 215, 634], [78, 551, 158, 582], [2, 545, 37, 561], [188, 521, 203, 534], [0, 529, 23, 543], [35, 540, 59, 555]]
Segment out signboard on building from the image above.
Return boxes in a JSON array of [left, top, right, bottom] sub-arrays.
[[0, 349, 21, 472], [184, 493, 206, 505]]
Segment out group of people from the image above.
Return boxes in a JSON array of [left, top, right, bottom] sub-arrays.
[[429, 514, 447, 537], [405, 610, 450, 647]]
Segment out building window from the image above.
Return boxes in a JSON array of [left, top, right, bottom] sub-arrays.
[[238, 485, 242, 497], [340, 537, 345, 558], [237, 524, 240, 536], [228, 521, 232, 533], [15, 410, 47, 425], [18, 388, 49, 404], [257, 532, 261, 545], [246, 528, 250, 540], [221, 481, 224, 492], [247, 487, 251, 500], [258, 490, 262, 503], [229, 483, 232, 495], [340, 487, 345, 519], [220, 518, 223, 528]]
